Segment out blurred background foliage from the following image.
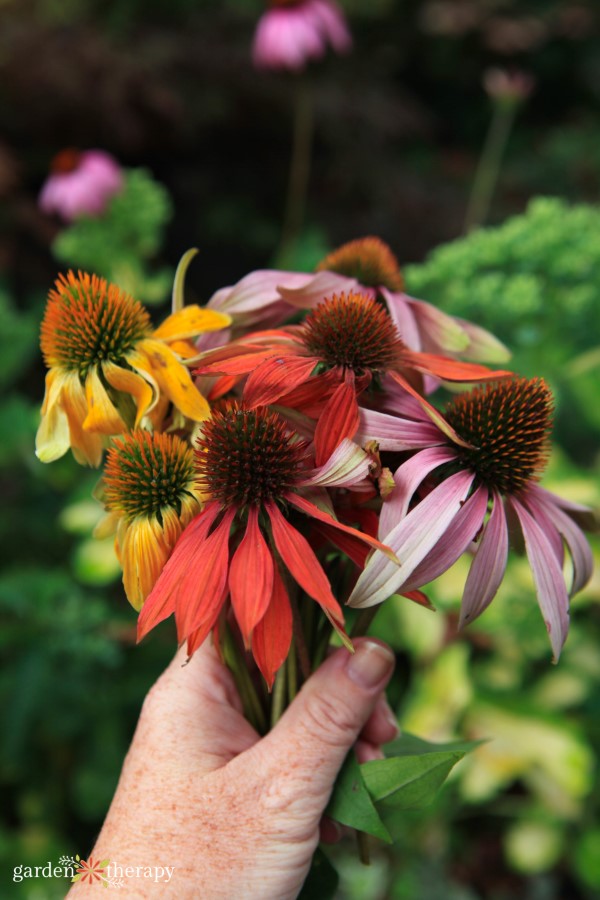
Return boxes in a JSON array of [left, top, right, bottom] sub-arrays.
[[0, 0, 599, 897]]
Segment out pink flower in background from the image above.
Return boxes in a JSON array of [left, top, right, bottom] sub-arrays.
[[39, 149, 124, 222], [349, 378, 595, 662], [252, 0, 352, 72]]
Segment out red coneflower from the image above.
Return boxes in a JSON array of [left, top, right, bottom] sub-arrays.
[[137, 403, 396, 687], [196, 290, 512, 466]]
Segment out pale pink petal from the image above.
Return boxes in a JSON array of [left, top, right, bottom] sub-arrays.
[[403, 484, 489, 591], [528, 484, 598, 532], [206, 270, 310, 320], [454, 318, 511, 363], [459, 490, 509, 628], [509, 496, 570, 662], [348, 470, 475, 609], [300, 438, 371, 487], [356, 407, 445, 451], [519, 493, 564, 567], [407, 297, 470, 355], [277, 271, 360, 309], [379, 446, 457, 537], [309, 0, 352, 52], [525, 487, 593, 596], [380, 288, 421, 350]]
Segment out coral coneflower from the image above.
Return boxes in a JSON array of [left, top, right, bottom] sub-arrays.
[[252, 0, 352, 72], [348, 378, 595, 661], [39, 149, 123, 222], [196, 290, 511, 466], [36, 271, 230, 466], [137, 402, 395, 687], [98, 431, 202, 610]]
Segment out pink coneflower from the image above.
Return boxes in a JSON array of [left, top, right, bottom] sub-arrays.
[[39, 149, 123, 222], [252, 0, 352, 72], [137, 403, 396, 688], [348, 378, 595, 661]]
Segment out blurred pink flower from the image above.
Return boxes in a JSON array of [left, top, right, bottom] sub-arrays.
[[483, 68, 535, 104], [252, 0, 352, 72], [39, 149, 124, 222]]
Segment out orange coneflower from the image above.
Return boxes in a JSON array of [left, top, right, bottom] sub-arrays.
[[36, 271, 230, 466]]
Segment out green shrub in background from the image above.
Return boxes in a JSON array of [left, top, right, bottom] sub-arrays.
[[52, 168, 174, 305], [405, 197, 600, 464]]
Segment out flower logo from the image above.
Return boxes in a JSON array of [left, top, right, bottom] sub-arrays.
[[71, 855, 111, 887]]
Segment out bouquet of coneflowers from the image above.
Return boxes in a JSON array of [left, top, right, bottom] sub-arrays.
[[36, 237, 595, 848]]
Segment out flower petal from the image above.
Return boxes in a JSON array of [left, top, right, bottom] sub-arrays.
[[379, 446, 457, 537], [229, 506, 274, 645], [300, 438, 371, 487], [380, 288, 421, 350], [388, 370, 473, 447], [277, 271, 359, 309], [153, 305, 231, 341], [138, 339, 211, 422], [404, 484, 489, 591], [348, 470, 475, 609], [137, 503, 220, 641], [35, 369, 71, 463], [356, 407, 445, 451], [285, 492, 399, 562], [265, 501, 346, 631], [83, 366, 127, 434], [60, 371, 105, 466], [103, 361, 155, 427], [408, 297, 470, 355], [120, 517, 171, 611], [509, 496, 570, 662], [454, 318, 511, 363], [314, 377, 360, 466], [243, 354, 318, 408], [525, 487, 594, 597], [402, 350, 512, 383], [459, 490, 509, 628], [252, 566, 293, 690]]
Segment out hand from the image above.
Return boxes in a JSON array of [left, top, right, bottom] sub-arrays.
[[69, 637, 397, 899]]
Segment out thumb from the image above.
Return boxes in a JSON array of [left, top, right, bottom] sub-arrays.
[[254, 639, 395, 812]]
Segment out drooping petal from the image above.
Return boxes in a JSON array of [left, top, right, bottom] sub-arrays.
[[82, 366, 127, 434], [265, 501, 345, 630], [401, 350, 512, 384], [454, 318, 511, 363], [408, 298, 470, 355], [103, 361, 155, 426], [137, 339, 211, 422], [152, 305, 231, 341], [186, 585, 230, 658], [252, 566, 293, 690], [119, 517, 171, 611], [137, 503, 221, 641], [388, 370, 473, 447], [314, 377, 360, 466], [175, 508, 235, 642], [403, 484, 489, 591], [509, 496, 570, 662], [60, 370, 105, 466], [285, 492, 399, 562], [300, 438, 371, 488], [379, 446, 457, 537], [277, 270, 359, 309], [243, 354, 319, 408], [207, 269, 313, 318], [356, 407, 445, 451], [525, 488, 594, 596], [528, 485, 599, 534], [194, 344, 297, 377], [229, 506, 274, 645], [348, 470, 476, 609], [35, 369, 71, 462], [459, 490, 509, 628], [380, 288, 421, 351]]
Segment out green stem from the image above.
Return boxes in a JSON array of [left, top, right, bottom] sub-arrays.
[[464, 100, 517, 233], [357, 830, 371, 866], [270, 663, 287, 729], [223, 626, 267, 735], [350, 606, 381, 639], [286, 639, 298, 705], [277, 76, 314, 264], [289, 590, 312, 683]]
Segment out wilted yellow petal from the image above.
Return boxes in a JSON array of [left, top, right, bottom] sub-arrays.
[[138, 339, 211, 422], [152, 305, 231, 341], [120, 517, 171, 610], [58, 371, 105, 467], [83, 367, 127, 435], [36, 370, 71, 462], [104, 360, 155, 427]]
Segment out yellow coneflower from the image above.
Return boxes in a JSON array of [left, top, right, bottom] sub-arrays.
[[98, 430, 203, 610], [36, 271, 231, 466]]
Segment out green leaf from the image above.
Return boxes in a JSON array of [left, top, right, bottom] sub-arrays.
[[326, 752, 392, 843], [297, 848, 339, 900], [383, 731, 484, 758], [362, 750, 465, 810]]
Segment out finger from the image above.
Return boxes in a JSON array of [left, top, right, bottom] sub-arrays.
[[358, 696, 399, 747], [355, 739, 385, 763], [252, 639, 396, 810], [319, 816, 343, 844]]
